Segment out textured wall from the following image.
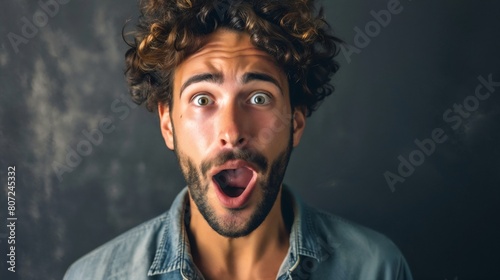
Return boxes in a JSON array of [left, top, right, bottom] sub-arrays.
[[1, 0, 499, 279]]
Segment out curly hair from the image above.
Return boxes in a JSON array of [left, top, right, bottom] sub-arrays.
[[124, 0, 342, 116]]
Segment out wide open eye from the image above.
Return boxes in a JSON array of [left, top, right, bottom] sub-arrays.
[[248, 92, 272, 105], [192, 94, 214, 106]]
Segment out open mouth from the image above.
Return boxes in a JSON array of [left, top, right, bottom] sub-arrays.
[[213, 167, 254, 198]]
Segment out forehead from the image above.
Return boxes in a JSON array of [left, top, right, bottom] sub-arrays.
[[184, 29, 270, 62], [173, 29, 288, 91]]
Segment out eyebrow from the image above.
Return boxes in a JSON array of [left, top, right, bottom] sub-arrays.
[[242, 72, 283, 95], [179, 73, 223, 96], [179, 71, 283, 96]]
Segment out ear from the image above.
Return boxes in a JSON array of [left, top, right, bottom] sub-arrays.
[[158, 103, 175, 150], [292, 107, 306, 147]]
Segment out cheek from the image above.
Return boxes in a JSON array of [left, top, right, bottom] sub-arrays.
[[252, 113, 291, 152], [175, 115, 216, 152]]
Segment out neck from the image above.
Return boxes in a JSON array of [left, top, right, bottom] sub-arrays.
[[187, 187, 291, 280]]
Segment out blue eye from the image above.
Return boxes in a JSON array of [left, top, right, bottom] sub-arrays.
[[249, 92, 271, 105], [192, 94, 214, 106]]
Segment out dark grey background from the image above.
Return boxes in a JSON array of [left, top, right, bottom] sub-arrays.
[[1, 0, 499, 279]]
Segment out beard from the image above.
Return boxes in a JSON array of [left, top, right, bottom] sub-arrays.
[[174, 129, 293, 238]]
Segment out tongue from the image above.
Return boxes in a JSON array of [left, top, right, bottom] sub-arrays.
[[215, 168, 253, 197]]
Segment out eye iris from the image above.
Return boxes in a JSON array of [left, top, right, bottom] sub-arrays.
[[197, 97, 208, 105], [254, 95, 265, 104]]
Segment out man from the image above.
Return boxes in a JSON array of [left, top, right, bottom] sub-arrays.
[[65, 0, 413, 279]]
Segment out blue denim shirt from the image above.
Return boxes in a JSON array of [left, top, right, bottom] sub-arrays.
[[64, 187, 413, 279]]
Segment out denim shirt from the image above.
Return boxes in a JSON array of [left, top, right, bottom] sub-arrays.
[[64, 187, 413, 280]]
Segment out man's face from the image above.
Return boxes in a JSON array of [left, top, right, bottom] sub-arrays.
[[158, 29, 305, 238]]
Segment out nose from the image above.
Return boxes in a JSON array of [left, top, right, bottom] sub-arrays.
[[217, 102, 248, 148]]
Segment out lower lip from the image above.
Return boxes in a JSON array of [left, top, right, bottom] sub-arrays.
[[213, 170, 257, 209]]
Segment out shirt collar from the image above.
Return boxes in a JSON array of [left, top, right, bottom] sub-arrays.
[[148, 186, 329, 277], [278, 186, 331, 275], [148, 188, 200, 278]]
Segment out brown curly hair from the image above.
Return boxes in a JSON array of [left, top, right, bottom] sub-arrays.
[[124, 0, 342, 116]]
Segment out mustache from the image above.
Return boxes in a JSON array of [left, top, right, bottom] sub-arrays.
[[200, 148, 269, 176]]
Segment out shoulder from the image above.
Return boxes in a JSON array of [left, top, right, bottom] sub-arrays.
[[63, 212, 169, 280], [310, 206, 399, 256], [304, 206, 413, 279]]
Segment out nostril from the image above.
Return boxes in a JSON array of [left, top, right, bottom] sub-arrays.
[[219, 136, 246, 147]]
